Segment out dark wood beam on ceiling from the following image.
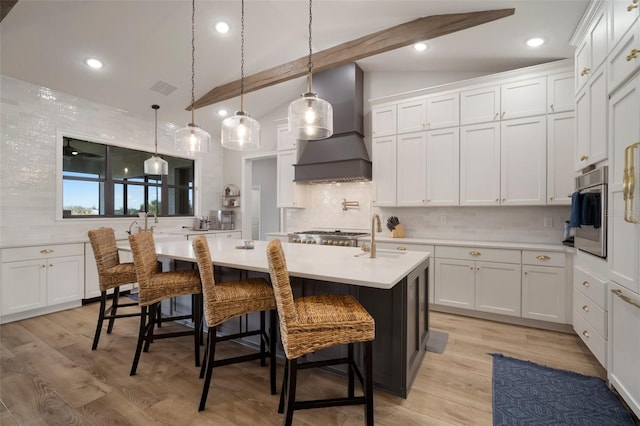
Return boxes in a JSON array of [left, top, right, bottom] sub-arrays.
[[0, 0, 19, 23], [190, 8, 515, 110]]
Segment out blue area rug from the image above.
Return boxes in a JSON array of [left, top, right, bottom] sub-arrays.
[[492, 353, 636, 426]]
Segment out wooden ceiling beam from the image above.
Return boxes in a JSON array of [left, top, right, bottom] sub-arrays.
[[189, 8, 514, 110]]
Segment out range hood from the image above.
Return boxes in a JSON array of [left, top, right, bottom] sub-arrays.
[[294, 63, 371, 183]]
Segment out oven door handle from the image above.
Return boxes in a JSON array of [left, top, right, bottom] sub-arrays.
[[579, 188, 603, 195]]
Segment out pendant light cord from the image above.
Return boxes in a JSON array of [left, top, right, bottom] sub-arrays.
[[190, 0, 196, 123], [153, 104, 159, 156], [307, 0, 313, 93], [240, 0, 245, 112]]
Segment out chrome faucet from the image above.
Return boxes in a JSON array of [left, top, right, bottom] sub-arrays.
[[370, 213, 382, 258], [127, 220, 138, 235]]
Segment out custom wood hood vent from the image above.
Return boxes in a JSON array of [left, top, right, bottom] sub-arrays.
[[293, 63, 372, 184]]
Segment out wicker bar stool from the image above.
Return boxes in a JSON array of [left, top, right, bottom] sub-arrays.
[[88, 228, 140, 350], [266, 239, 375, 426], [192, 236, 278, 411], [128, 231, 203, 376]]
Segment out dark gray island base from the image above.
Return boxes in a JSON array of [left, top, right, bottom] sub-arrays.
[[210, 257, 430, 398]]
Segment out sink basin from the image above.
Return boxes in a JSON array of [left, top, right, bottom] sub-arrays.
[[354, 249, 406, 258]]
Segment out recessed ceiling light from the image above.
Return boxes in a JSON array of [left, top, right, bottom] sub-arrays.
[[526, 37, 544, 48], [85, 58, 103, 69], [414, 43, 428, 52], [218, 109, 228, 117], [215, 21, 230, 34]]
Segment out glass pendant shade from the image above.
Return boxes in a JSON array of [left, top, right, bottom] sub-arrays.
[[288, 92, 333, 140], [176, 123, 211, 153], [144, 155, 168, 175], [221, 111, 261, 151]]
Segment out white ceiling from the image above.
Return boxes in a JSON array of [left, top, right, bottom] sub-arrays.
[[0, 0, 588, 138]]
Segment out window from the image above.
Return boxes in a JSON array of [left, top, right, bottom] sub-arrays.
[[62, 137, 194, 218]]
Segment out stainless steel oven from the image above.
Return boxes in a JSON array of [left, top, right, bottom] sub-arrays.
[[574, 166, 607, 258]]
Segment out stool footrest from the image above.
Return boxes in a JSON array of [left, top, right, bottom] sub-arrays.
[[295, 396, 367, 410], [210, 351, 270, 368]]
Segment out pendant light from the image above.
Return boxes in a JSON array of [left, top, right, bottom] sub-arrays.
[[288, 0, 333, 140], [221, 0, 261, 150], [144, 104, 168, 175], [176, 0, 211, 153]]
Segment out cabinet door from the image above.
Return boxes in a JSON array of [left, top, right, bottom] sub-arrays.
[[372, 104, 397, 137], [460, 122, 500, 206], [475, 261, 521, 317], [522, 265, 567, 323], [426, 93, 459, 129], [434, 258, 475, 309], [608, 19, 640, 93], [547, 72, 575, 114], [396, 132, 427, 206], [397, 99, 426, 134], [547, 112, 575, 205], [405, 263, 428, 387], [500, 116, 547, 206], [575, 65, 608, 170], [277, 149, 304, 208], [609, 0, 639, 52], [460, 85, 500, 125], [500, 77, 547, 120], [608, 282, 640, 419], [47, 255, 84, 305], [575, 36, 591, 92], [576, 7, 608, 91], [1, 260, 47, 315], [276, 124, 296, 150], [372, 136, 397, 206], [426, 128, 459, 206]]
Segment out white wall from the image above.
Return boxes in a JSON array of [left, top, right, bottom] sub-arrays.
[[0, 75, 223, 246]]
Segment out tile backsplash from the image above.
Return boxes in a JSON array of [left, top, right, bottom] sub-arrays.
[[285, 182, 570, 244]]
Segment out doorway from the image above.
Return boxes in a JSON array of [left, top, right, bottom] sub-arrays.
[[241, 153, 278, 240]]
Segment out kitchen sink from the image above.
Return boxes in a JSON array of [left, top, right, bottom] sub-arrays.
[[354, 249, 406, 258]]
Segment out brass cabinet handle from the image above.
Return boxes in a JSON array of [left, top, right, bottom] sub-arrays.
[[469, 250, 481, 256], [550, 104, 554, 110], [476, 267, 480, 271], [49, 264, 53, 267], [536, 255, 551, 261], [580, 154, 589, 161], [580, 67, 591, 76], [582, 305, 590, 312], [397, 247, 407, 251], [495, 198, 499, 203], [502, 198, 506, 202], [624, 142, 640, 223], [494, 113, 499, 119], [626, 48, 639, 61], [501, 112, 506, 118], [549, 196, 554, 201], [582, 281, 590, 288], [628, 3, 638, 11], [41, 264, 46, 268], [612, 289, 640, 309], [40, 249, 54, 254], [582, 330, 590, 338], [524, 271, 528, 275]]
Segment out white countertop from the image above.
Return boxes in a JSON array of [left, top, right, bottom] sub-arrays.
[[119, 238, 430, 290]]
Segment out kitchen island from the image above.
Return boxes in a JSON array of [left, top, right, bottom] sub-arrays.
[[122, 237, 430, 398]]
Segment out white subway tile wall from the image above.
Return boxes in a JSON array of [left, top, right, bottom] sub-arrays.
[[0, 75, 222, 246], [286, 182, 570, 244]]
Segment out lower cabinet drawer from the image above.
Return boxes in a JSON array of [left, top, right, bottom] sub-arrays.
[[573, 266, 607, 308], [573, 308, 606, 368], [522, 250, 566, 268], [435, 245, 520, 264], [573, 289, 607, 338]]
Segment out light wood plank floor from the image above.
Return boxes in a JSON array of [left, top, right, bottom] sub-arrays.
[[0, 299, 608, 425]]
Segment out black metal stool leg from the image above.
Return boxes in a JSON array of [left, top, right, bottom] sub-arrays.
[[106, 287, 120, 334], [283, 358, 297, 426], [92, 291, 107, 350]]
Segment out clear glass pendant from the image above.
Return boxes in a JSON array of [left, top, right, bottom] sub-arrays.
[[288, 92, 333, 140], [175, 123, 211, 154], [143, 155, 168, 175], [221, 111, 261, 151]]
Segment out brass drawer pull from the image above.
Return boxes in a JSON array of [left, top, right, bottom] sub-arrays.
[[582, 305, 590, 312], [612, 289, 640, 309], [397, 247, 407, 251], [580, 67, 591, 76], [628, 3, 638, 11], [40, 249, 54, 254], [469, 250, 481, 256], [626, 48, 639, 61], [582, 330, 590, 338], [582, 281, 590, 288], [580, 154, 589, 161], [536, 255, 550, 261]]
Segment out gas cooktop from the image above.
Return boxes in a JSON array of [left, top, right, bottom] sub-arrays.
[[288, 230, 370, 247], [293, 230, 369, 236]]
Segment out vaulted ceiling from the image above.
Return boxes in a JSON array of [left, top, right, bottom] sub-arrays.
[[0, 1, 588, 138]]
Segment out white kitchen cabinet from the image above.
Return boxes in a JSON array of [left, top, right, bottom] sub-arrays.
[[276, 124, 306, 208], [609, 0, 639, 54], [608, 17, 640, 94], [575, 5, 608, 92], [435, 246, 521, 316], [521, 250, 568, 324], [426, 127, 459, 206], [375, 241, 435, 304], [397, 99, 426, 134], [608, 281, 640, 419], [213, 231, 242, 239], [396, 132, 427, 206], [460, 122, 500, 206], [575, 64, 608, 170], [1, 243, 84, 322], [500, 116, 547, 206], [460, 85, 500, 126], [371, 104, 397, 137], [500, 77, 547, 120], [372, 136, 397, 207], [547, 72, 575, 114], [426, 92, 459, 129], [547, 112, 576, 205]]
